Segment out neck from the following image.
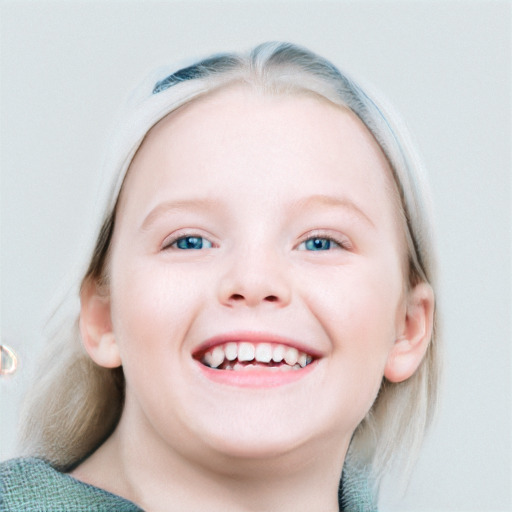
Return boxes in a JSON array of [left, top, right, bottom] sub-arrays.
[[72, 410, 349, 512]]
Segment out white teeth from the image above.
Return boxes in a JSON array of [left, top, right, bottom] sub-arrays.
[[238, 342, 255, 362], [255, 343, 272, 363], [203, 351, 214, 367], [210, 346, 225, 368], [201, 342, 314, 370], [224, 342, 238, 361], [272, 344, 285, 363], [284, 347, 299, 366]]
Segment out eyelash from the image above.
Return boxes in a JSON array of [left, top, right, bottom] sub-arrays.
[[296, 233, 351, 252], [162, 233, 214, 250], [162, 231, 351, 252]]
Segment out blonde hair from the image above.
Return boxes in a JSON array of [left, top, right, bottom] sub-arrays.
[[20, 42, 440, 488]]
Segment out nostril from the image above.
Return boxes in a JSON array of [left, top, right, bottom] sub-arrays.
[[264, 295, 279, 302], [230, 294, 244, 301]]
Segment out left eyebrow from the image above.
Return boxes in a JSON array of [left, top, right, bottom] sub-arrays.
[[291, 194, 375, 228], [139, 198, 222, 231]]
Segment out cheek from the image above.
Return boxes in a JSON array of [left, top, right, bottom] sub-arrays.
[[288, 266, 403, 432], [305, 260, 403, 337], [301, 260, 404, 388], [107, 260, 216, 422], [108, 258, 212, 356]]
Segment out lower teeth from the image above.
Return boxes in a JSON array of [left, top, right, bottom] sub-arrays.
[[208, 362, 302, 371]]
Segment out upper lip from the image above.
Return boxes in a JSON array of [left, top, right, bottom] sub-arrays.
[[192, 331, 324, 359]]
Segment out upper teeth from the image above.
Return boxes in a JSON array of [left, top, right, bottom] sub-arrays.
[[201, 342, 313, 369]]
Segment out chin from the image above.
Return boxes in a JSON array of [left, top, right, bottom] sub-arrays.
[[211, 432, 302, 460], [185, 405, 343, 465]]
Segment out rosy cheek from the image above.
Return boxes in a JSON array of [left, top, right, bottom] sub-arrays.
[[110, 261, 207, 339], [304, 265, 399, 341]]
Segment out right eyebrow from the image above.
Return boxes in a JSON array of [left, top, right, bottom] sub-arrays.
[[139, 198, 222, 231]]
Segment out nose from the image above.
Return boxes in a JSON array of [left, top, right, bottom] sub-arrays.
[[217, 250, 292, 308]]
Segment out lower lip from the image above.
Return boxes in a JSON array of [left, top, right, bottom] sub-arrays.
[[196, 361, 317, 388]]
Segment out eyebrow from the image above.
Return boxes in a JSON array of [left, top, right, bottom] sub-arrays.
[[140, 193, 375, 231], [291, 194, 375, 228], [140, 198, 222, 231]]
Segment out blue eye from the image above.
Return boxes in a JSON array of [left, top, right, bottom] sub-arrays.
[[300, 237, 340, 251], [173, 236, 213, 250]]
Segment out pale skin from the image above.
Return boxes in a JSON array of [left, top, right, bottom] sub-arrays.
[[74, 85, 434, 512]]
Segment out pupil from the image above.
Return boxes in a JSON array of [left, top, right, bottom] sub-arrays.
[[187, 237, 201, 249], [308, 238, 329, 250]]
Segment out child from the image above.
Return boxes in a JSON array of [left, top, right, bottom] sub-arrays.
[[0, 42, 438, 511]]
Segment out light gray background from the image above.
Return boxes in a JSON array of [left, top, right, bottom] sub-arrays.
[[1, 1, 511, 511]]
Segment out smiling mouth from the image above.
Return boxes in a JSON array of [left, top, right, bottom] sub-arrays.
[[196, 342, 314, 372]]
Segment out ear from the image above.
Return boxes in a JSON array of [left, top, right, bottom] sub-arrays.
[[79, 278, 121, 368], [384, 282, 435, 383]]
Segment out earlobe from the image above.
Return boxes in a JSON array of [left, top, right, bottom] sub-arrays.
[[79, 278, 122, 369], [384, 282, 434, 383]]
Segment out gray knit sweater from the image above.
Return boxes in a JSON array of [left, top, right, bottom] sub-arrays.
[[0, 457, 377, 511]]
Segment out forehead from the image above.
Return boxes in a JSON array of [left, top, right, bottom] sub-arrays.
[[118, 84, 401, 232]]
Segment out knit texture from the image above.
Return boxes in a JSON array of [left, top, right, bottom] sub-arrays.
[[340, 462, 378, 512], [1, 457, 377, 511], [0, 458, 142, 511]]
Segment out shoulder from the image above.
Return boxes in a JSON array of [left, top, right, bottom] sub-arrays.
[[0, 457, 143, 512]]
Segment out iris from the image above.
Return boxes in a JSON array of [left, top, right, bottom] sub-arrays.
[[174, 236, 212, 250], [304, 238, 334, 251]]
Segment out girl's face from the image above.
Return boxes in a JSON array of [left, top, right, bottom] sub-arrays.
[[101, 86, 414, 464]]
